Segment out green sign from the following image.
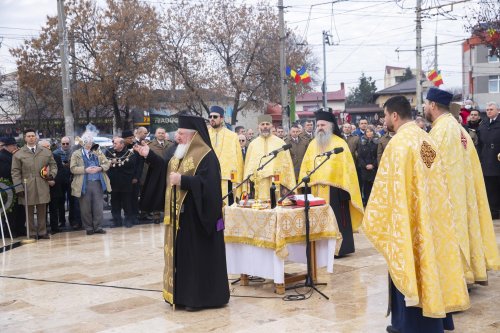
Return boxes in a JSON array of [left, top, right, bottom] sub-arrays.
[[150, 111, 178, 135]]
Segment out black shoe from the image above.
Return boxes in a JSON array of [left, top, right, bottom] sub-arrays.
[[185, 306, 202, 312], [72, 224, 82, 230], [39, 234, 50, 239], [386, 325, 400, 333], [86, 230, 94, 235], [94, 229, 106, 234], [50, 229, 60, 235], [153, 219, 161, 224]]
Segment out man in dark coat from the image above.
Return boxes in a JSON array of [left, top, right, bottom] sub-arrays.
[[139, 128, 176, 224], [106, 137, 138, 227], [135, 115, 229, 311], [0, 137, 25, 238], [477, 102, 500, 219], [39, 140, 64, 234], [52, 136, 74, 228]]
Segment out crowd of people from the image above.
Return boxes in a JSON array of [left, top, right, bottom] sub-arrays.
[[0, 126, 175, 238], [0, 90, 498, 332]]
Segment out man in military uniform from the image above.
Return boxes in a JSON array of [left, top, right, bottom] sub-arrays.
[[11, 129, 57, 239], [301, 120, 315, 142], [341, 123, 359, 162], [377, 129, 394, 164], [285, 124, 309, 180]]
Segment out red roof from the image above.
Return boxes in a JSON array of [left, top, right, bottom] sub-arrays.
[[296, 90, 345, 102]]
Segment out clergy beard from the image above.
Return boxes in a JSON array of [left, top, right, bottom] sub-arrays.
[[316, 126, 333, 149], [260, 129, 271, 138], [174, 143, 188, 159]]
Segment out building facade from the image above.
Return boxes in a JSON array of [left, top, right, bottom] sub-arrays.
[[462, 36, 500, 110]]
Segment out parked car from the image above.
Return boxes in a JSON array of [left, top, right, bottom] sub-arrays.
[[92, 136, 113, 148]]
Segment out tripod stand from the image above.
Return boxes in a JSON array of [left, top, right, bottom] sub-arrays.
[[279, 153, 334, 300]]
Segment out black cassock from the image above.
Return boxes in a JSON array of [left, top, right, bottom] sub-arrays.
[[330, 187, 354, 256], [140, 145, 175, 213], [304, 185, 355, 256], [174, 151, 230, 308]]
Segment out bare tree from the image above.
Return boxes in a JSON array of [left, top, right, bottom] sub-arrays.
[[465, 0, 500, 55], [157, 0, 317, 124]]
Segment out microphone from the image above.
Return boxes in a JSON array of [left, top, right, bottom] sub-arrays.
[[317, 147, 344, 157], [265, 144, 292, 157]]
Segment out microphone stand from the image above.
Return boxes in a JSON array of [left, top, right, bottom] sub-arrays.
[[279, 153, 334, 300], [223, 151, 282, 202], [230, 152, 281, 285], [222, 173, 253, 202], [172, 185, 177, 310]]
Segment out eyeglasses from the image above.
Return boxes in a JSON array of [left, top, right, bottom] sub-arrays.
[[209, 115, 219, 119], [61, 143, 70, 145]]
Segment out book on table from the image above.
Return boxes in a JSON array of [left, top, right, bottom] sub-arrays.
[[288, 194, 326, 207]]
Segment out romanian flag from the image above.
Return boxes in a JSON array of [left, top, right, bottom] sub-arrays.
[[286, 66, 311, 84], [427, 69, 443, 87], [297, 66, 312, 84]]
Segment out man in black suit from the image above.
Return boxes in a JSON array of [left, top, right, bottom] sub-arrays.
[[477, 101, 500, 219], [238, 134, 247, 160]]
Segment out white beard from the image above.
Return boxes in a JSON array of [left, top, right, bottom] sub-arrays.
[[174, 143, 188, 159]]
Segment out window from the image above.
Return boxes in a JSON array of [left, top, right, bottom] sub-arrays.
[[489, 75, 500, 93], [488, 47, 499, 63]]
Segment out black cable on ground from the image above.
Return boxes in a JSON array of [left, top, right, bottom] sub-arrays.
[[0, 275, 287, 300], [282, 283, 315, 301], [0, 275, 161, 292]]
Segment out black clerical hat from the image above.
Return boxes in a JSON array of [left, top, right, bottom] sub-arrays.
[[315, 110, 336, 123], [314, 108, 341, 136], [178, 114, 212, 149]]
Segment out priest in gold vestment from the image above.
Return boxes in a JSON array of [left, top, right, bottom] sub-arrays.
[[208, 106, 244, 205], [424, 88, 499, 285], [136, 114, 229, 310], [363, 96, 469, 333], [299, 110, 363, 256], [243, 115, 296, 201]]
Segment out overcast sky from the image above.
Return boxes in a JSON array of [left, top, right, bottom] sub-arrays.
[[0, 0, 481, 93]]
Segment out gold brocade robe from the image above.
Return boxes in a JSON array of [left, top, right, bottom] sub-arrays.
[[298, 135, 364, 231], [162, 133, 211, 305], [244, 135, 296, 200], [362, 122, 470, 318], [430, 114, 499, 283], [209, 127, 244, 204]]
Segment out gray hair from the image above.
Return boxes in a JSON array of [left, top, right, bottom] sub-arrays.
[[486, 101, 499, 109]]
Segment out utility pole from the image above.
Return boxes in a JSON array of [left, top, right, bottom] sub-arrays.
[[57, 0, 75, 138], [415, 0, 423, 116], [434, 35, 438, 70], [322, 31, 331, 110], [278, 0, 289, 131]]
